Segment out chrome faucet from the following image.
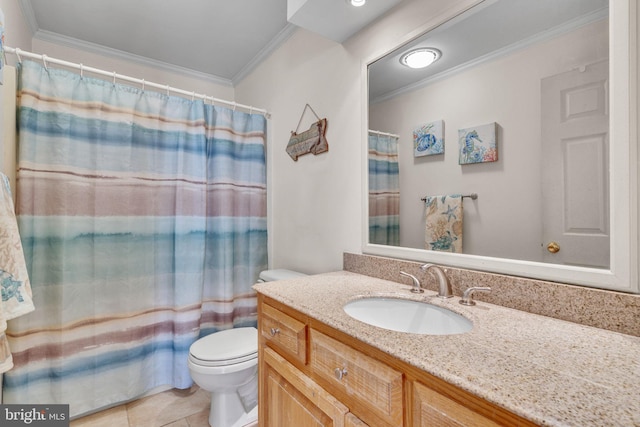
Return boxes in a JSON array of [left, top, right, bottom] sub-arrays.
[[420, 264, 453, 298], [400, 271, 424, 293]]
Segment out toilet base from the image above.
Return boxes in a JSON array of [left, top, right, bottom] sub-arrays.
[[209, 390, 258, 427]]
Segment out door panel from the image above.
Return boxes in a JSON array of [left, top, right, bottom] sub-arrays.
[[541, 60, 609, 267]]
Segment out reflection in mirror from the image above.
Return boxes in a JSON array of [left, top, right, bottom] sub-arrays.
[[368, 0, 610, 268]]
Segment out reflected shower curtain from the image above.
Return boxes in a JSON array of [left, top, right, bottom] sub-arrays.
[[368, 132, 400, 246], [4, 60, 267, 417]]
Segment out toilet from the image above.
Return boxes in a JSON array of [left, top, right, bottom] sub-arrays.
[[188, 269, 306, 427]]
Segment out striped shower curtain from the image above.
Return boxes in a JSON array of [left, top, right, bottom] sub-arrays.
[[3, 60, 267, 417], [368, 132, 400, 246]]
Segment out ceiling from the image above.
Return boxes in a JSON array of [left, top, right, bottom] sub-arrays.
[[18, 0, 402, 86]]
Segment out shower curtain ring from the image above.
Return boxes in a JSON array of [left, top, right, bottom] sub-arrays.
[[15, 48, 22, 63], [191, 91, 196, 101], [166, 84, 170, 96], [112, 71, 117, 86], [80, 63, 84, 79], [42, 54, 48, 70], [141, 79, 145, 92]]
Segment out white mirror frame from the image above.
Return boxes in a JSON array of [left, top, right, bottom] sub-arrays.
[[362, 0, 639, 293]]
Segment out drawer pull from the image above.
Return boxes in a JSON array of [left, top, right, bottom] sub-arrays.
[[334, 367, 348, 380], [270, 327, 280, 336]]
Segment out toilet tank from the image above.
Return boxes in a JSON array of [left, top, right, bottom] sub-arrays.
[[258, 269, 306, 282]]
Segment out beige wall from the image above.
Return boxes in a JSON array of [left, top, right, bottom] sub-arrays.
[[235, 28, 363, 273], [0, 0, 31, 51], [234, 0, 486, 274]]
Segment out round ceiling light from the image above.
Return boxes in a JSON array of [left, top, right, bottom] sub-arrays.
[[350, 0, 366, 7], [400, 48, 442, 69]]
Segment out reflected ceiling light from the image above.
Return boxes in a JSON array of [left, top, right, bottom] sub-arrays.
[[349, 0, 366, 7], [400, 48, 441, 69]]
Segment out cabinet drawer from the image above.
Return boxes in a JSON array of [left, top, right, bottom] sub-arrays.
[[260, 303, 307, 364], [309, 329, 403, 426]]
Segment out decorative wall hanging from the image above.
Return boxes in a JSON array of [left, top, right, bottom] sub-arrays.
[[286, 104, 328, 161], [413, 120, 444, 157], [458, 122, 498, 164]]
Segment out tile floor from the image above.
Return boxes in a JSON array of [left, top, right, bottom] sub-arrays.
[[69, 385, 258, 427]]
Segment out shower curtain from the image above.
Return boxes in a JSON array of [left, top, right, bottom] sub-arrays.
[[3, 60, 268, 417], [368, 132, 400, 246]]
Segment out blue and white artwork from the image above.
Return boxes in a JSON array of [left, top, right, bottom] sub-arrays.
[[458, 122, 498, 164], [413, 120, 444, 157]]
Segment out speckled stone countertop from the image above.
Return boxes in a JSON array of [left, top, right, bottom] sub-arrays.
[[254, 271, 640, 427]]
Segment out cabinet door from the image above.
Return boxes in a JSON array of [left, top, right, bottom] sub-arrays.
[[262, 347, 348, 427], [413, 381, 501, 427]]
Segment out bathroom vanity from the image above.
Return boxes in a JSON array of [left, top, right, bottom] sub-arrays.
[[255, 271, 640, 427]]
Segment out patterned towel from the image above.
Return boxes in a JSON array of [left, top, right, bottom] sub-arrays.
[[0, 173, 34, 373], [425, 194, 463, 253]]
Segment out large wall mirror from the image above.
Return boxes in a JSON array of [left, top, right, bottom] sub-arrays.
[[364, 0, 638, 292]]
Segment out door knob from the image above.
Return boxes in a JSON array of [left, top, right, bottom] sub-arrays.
[[547, 242, 560, 253]]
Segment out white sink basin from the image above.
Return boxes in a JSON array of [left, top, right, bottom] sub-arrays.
[[343, 297, 473, 335]]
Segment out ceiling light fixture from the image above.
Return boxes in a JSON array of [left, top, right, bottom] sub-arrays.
[[349, 0, 366, 7], [400, 48, 441, 69]]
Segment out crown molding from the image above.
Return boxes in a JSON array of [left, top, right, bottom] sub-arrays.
[[33, 30, 233, 87], [232, 23, 298, 85]]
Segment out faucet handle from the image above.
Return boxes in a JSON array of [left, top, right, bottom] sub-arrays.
[[459, 286, 491, 306], [400, 271, 424, 293]]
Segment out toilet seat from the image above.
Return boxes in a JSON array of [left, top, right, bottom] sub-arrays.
[[258, 269, 307, 282], [189, 327, 257, 367]]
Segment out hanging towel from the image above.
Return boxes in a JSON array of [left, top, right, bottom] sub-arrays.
[[424, 194, 463, 253], [0, 173, 34, 373]]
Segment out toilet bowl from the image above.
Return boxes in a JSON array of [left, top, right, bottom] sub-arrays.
[[188, 327, 258, 427], [188, 269, 306, 427]]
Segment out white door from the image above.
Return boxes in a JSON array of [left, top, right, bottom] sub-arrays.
[[541, 60, 609, 268]]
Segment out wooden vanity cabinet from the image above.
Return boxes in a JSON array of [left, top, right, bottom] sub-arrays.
[[258, 294, 537, 427], [259, 297, 370, 426]]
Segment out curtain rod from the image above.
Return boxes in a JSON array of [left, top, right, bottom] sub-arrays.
[[4, 46, 270, 118], [368, 129, 400, 138]]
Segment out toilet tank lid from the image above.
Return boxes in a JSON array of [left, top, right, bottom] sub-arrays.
[[259, 269, 307, 282], [190, 327, 257, 362]]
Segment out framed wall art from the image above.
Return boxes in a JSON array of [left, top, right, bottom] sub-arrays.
[[458, 122, 498, 164], [413, 120, 444, 157]]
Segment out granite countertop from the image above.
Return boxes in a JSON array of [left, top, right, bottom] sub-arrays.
[[253, 271, 640, 427]]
